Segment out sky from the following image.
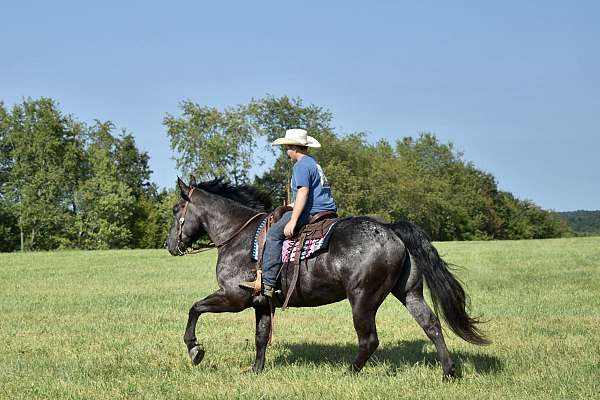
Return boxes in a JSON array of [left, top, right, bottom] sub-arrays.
[[1, 1, 598, 211]]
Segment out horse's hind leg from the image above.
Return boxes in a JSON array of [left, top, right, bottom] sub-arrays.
[[348, 279, 395, 372], [346, 246, 406, 372], [348, 301, 380, 372], [392, 264, 456, 379]]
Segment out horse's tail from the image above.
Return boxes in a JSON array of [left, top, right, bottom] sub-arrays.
[[390, 221, 490, 345]]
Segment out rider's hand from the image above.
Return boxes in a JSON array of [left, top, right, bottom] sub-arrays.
[[284, 219, 297, 238]]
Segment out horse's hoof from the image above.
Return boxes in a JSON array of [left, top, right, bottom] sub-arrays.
[[252, 364, 265, 373], [443, 367, 457, 381], [189, 345, 205, 365], [344, 365, 361, 375], [443, 373, 456, 382], [242, 365, 262, 374]]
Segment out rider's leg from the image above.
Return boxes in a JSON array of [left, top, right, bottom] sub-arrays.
[[239, 211, 293, 295], [240, 211, 308, 296], [261, 211, 293, 291]]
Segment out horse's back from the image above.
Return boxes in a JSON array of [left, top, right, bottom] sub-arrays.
[[283, 217, 406, 307]]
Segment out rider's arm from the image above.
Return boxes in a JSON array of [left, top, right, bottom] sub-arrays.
[[290, 187, 309, 223]]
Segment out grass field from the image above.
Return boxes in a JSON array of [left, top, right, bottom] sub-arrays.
[[1, 237, 599, 399]]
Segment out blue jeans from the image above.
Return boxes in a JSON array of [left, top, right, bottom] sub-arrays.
[[262, 211, 309, 287]]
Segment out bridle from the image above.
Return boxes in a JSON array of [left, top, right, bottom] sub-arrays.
[[175, 187, 266, 255], [175, 187, 196, 255]]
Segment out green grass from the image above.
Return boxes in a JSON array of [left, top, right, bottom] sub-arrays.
[[1, 237, 599, 399]]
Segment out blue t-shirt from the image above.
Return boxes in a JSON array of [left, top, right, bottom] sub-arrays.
[[291, 155, 337, 218]]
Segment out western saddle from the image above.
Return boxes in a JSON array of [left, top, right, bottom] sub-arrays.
[[254, 205, 338, 309]]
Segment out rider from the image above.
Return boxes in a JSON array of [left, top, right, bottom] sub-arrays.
[[240, 128, 337, 298]]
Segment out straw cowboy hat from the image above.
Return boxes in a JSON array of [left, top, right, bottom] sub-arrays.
[[272, 128, 321, 148]]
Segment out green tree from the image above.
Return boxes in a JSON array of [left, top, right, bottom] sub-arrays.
[[0, 103, 18, 251], [0, 200, 19, 252], [164, 101, 257, 185], [1, 97, 183, 250], [73, 121, 158, 249], [75, 122, 136, 249], [0, 102, 12, 195], [113, 133, 152, 197], [314, 131, 381, 217], [112, 130, 156, 248], [130, 185, 176, 249], [248, 95, 333, 144], [2, 98, 85, 250]]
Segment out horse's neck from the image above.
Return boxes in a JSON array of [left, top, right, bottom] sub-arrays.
[[194, 191, 260, 246]]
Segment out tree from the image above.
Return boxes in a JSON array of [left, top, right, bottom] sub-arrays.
[[113, 132, 152, 197], [75, 121, 149, 249], [72, 120, 159, 249], [164, 101, 257, 185], [2, 98, 85, 250], [130, 185, 177, 249], [313, 131, 383, 217], [0, 199, 19, 252], [0, 103, 18, 251], [248, 96, 333, 144], [0, 102, 12, 196], [1, 98, 165, 251]]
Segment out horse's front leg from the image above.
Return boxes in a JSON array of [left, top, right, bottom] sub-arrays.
[[184, 289, 248, 365], [252, 304, 274, 372]]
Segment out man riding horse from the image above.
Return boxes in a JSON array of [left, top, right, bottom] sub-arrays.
[[240, 128, 337, 298], [166, 130, 489, 377]]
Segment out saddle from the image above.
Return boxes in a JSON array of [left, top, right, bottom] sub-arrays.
[[255, 205, 338, 309]]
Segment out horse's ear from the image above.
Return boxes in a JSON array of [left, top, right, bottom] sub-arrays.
[[189, 175, 197, 187], [177, 176, 190, 201]]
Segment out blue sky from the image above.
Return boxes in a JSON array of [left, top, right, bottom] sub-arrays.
[[2, 1, 598, 211]]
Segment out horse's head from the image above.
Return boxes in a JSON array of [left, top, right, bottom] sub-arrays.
[[166, 176, 204, 256]]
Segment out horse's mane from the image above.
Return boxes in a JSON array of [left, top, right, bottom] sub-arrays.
[[194, 178, 272, 212]]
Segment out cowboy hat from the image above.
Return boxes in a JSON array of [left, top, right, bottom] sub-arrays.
[[272, 128, 321, 148]]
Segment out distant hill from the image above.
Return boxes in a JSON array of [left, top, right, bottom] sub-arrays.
[[556, 210, 600, 236]]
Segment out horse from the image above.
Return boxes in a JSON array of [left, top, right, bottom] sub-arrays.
[[165, 176, 490, 379]]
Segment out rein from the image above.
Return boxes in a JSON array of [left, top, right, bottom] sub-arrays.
[[176, 186, 266, 255], [214, 212, 266, 248]]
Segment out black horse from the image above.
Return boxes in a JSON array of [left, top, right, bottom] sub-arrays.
[[166, 176, 489, 379]]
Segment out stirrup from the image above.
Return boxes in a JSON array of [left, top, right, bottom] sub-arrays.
[[239, 280, 257, 290], [238, 270, 263, 295]]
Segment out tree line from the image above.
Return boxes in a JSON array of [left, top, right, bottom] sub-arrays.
[[556, 211, 600, 236], [0, 96, 571, 252], [0, 98, 173, 251]]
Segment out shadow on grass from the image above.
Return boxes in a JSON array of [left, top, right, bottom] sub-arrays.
[[273, 339, 503, 375]]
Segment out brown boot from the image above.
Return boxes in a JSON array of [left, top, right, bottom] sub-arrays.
[[239, 280, 276, 299], [262, 284, 275, 298]]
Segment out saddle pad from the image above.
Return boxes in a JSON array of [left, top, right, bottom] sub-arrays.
[[251, 215, 270, 260], [251, 218, 338, 262], [281, 222, 337, 262]]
